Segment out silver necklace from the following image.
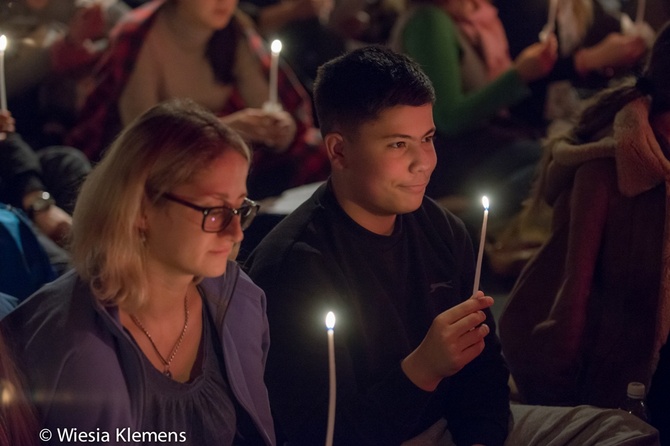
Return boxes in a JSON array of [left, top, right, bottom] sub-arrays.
[[130, 293, 189, 378]]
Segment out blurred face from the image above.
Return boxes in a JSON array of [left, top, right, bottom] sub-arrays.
[[175, 0, 238, 30], [329, 104, 437, 235], [26, 0, 49, 11], [143, 148, 250, 279]]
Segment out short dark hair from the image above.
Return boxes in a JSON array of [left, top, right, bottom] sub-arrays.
[[313, 45, 435, 135]]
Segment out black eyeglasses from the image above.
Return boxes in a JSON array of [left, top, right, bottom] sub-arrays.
[[162, 192, 260, 232]]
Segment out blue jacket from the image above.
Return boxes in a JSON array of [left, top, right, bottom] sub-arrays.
[[1, 262, 275, 445]]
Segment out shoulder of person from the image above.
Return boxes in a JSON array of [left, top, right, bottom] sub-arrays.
[[200, 261, 264, 307], [1, 270, 128, 363], [110, 0, 162, 40], [245, 188, 333, 279], [233, 8, 258, 32], [2, 270, 80, 329], [409, 3, 454, 25], [1, 271, 129, 407]]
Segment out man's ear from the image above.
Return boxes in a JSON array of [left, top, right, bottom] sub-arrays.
[[324, 132, 346, 171]]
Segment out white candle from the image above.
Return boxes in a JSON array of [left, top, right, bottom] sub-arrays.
[[325, 311, 336, 446], [472, 196, 489, 295], [636, 0, 646, 24], [0, 35, 7, 111], [268, 39, 282, 109], [539, 0, 558, 42]]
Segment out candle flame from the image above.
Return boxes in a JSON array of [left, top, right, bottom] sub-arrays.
[[0, 35, 7, 52], [482, 196, 489, 210], [271, 39, 282, 55], [325, 311, 336, 330]]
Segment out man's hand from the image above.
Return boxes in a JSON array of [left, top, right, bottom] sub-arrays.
[[401, 292, 494, 391]]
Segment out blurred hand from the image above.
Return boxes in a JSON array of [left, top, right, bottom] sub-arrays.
[[594, 32, 646, 70], [68, 4, 105, 44], [401, 292, 494, 391], [514, 33, 558, 83], [290, 0, 333, 21], [221, 108, 297, 153], [0, 110, 16, 137], [26, 0, 49, 11], [573, 32, 647, 77], [33, 206, 72, 246]]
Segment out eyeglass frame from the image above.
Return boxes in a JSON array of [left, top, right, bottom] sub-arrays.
[[161, 192, 260, 232]]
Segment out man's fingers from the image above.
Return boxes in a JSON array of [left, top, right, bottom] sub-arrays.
[[439, 294, 493, 325]]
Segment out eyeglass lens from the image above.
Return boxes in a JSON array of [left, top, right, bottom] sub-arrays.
[[202, 204, 257, 232]]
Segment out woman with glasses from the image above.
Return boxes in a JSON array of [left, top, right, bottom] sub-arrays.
[[1, 99, 274, 445]]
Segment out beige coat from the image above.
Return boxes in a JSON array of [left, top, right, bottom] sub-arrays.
[[500, 97, 670, 408]]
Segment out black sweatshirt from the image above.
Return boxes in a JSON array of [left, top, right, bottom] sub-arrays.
[[245, 182, 510, 446]]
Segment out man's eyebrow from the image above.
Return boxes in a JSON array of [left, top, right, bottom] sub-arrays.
[[380, 128, 436, 140]]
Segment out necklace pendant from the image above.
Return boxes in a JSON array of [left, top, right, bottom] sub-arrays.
[[163, 367, 172, 378]]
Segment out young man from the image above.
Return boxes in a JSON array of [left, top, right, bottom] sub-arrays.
[[245, 46, 659, 445]]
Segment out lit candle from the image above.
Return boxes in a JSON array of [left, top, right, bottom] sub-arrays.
[[636, 0, 646, 24], [0, 35, 7, 111], [539, 0, 558, 42], [325, 311, 336, 446], [264, 39, 282, 113], [472, 196, 489, 295]]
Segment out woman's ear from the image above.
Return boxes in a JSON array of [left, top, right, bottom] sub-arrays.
[[135, 195, 150, 233], [324, 132, 347, 171]]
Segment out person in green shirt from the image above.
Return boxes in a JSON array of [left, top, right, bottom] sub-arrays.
[[390, 0, 557, 222]]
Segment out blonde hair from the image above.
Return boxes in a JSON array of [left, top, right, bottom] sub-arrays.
[[71, 99, 251, 310]]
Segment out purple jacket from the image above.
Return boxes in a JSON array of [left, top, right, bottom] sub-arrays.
[[1, 262, 275, 445]]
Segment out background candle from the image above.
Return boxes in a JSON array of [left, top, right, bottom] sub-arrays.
[[473, 196, 489, 295], [269, 39, 282, 109], [325, 311, 336, 446], [539, 0, 558, 42], [636, 0, 646, 24], [0, 35, 7, 111]]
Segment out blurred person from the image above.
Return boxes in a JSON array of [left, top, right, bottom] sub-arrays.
[[390, 0, 557, 226], [0, 0, 129, 144], [499, 21, 670, 427], [498, 0, 650, 129], [2, 99, 275, 445], [238, 0, 346, 92], [68, 0, 329, 199], [1, 110, 87, 300], [245, 45, 659, 446], [1, 110, 90, 243]]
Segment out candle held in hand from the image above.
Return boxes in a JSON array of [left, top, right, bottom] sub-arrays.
[[264, 39, 283, 113], [325, 311, 336, 446], [539, 0, 558, 42], [0, 35, 8, 111], [636, 0, 646, 24], [473, 196, 489, 295]]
